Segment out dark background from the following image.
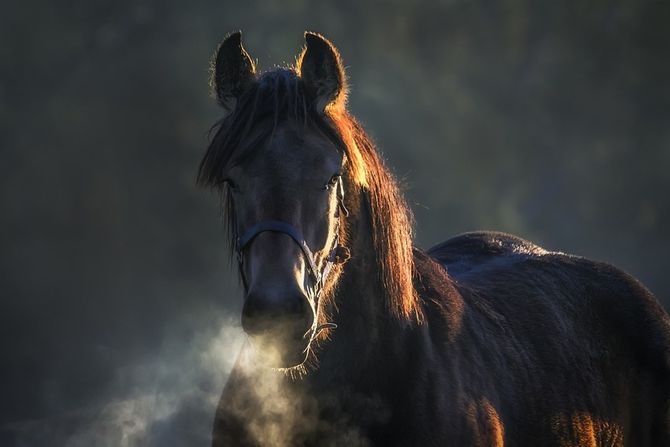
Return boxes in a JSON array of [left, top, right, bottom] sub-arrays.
[[1, 0, 669, 445]]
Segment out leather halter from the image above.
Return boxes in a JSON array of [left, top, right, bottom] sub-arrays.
[[234, 176, 349, 301]]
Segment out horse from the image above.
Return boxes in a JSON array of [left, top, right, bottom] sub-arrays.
[[198, 31, 670, 446]]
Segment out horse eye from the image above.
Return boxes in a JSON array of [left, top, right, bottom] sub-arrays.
[[325, 173, 341, 190]]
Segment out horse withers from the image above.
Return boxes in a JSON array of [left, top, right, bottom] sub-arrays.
[[198, 31, 670, 446]]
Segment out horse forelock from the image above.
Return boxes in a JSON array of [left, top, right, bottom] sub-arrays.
[[197, 68, 423, 324]]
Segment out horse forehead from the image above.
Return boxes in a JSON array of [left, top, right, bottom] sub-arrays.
[[259, 126, 338, 175]]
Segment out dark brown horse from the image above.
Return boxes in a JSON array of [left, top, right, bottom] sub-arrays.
[[198, 32, 670, 446]]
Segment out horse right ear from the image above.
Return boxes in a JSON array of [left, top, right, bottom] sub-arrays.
[[211, 31, 256, 116]]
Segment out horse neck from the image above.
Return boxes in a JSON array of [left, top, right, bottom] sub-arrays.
[[313, 191, 414, 385]]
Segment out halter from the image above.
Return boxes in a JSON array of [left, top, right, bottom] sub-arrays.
[[234, 176, 349, 305]]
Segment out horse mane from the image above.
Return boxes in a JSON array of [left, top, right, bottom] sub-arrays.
[[197, 68, 422, 324]]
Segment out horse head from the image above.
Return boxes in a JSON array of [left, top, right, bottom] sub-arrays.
[[200, 32, 351, 369]]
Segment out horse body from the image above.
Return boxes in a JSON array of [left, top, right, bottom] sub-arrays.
[[422, 232, 669, 445], [202, 32, 670, 446]]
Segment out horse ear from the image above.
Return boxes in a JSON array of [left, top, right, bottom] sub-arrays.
[[211, 31, 256, 115], [297, 32, 347, 113]]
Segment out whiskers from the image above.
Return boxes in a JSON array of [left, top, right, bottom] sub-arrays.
[[312, 322, 337, 341], [304, 322, 337, 344], [267, 322, 338, 381], [272, 363, 308, 381]]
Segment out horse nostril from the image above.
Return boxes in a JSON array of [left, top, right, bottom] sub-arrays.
[[241, 289, 313, 336]]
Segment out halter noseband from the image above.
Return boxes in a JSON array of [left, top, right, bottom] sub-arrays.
[[234, 176, 349, 302]]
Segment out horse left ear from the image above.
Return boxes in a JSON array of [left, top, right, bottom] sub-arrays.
[[297, 32, 347, 113]]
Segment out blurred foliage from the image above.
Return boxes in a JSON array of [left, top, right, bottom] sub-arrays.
[[1, 0, 669, 434]]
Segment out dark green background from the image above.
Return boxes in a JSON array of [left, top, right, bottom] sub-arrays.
[[1, 0, 668, 445]]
